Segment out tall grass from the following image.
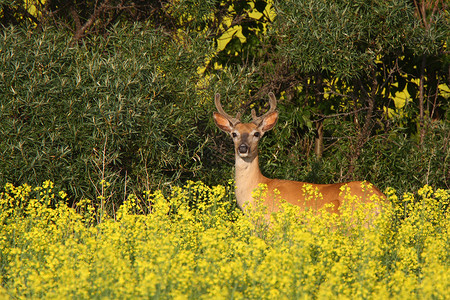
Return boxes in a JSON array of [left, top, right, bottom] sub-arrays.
[[1, 181, 448, 299]]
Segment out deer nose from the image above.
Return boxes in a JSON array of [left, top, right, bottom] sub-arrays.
[[238, 144, 249, 154]]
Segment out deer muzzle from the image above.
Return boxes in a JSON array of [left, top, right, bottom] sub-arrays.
[[238, 143, 249, 154]]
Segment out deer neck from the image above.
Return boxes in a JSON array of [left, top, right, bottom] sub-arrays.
[[234, 153, 266, 210]]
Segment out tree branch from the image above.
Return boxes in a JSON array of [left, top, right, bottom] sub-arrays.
[[71, 0, 111, 44]]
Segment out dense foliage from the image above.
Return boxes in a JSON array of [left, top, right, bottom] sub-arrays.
[[0, 181, 448, 298], [0, 25, 217, 206], [0, 1, 449, 205]]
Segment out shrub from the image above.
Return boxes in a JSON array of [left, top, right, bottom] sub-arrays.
[[0, 25, 218, 208], [1, 23, 448, 213]]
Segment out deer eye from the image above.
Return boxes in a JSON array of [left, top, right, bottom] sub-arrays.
[[254, 132, 260, 138], [232, 132, 237, 138]]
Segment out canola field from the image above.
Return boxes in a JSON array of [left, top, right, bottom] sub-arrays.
[[0, 180, 449, 299]]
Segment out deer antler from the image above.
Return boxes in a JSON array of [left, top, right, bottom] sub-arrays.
[[251, 92, 277, 125], [214, 94, 241, 126]]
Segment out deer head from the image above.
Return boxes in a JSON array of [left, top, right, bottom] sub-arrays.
[[213, 93, 279, 160]]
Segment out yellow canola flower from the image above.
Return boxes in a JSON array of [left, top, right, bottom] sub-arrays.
[[0, 181, 448, 299]]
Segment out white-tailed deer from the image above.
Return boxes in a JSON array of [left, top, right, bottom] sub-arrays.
[[213, 92, 386, 216]]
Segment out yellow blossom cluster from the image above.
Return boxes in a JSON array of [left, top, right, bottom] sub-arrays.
[[0, 181, 448, 299]]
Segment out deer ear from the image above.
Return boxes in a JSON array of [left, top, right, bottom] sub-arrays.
[[260, 111, 278, 132], [213, 112, 233, 133]]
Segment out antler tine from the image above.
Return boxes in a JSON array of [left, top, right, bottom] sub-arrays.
[[252, 92, 278, 124], [214, 93, 241, 125], [267, 92, 277, 111]]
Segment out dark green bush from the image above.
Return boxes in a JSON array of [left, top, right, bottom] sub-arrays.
[[0, 25, 221, 208], [1, 23, 448, 212]]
